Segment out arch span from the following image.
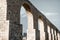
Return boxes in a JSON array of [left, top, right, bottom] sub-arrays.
[[20, 3, 35, 40]]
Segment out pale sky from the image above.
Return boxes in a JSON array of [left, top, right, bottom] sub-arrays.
[[20, 0, 60, 33]]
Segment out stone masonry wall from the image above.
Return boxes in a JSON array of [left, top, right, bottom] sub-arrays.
[[0, 0, 60, 40]]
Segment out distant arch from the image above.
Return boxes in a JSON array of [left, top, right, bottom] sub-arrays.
[[38, 16, 45, 40]]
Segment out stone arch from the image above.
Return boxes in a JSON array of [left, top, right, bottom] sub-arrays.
[[23, 3, 31, 12], [38, 16, 45, 31], [38, 16, 45, 40], [20, 3, 35, 40]]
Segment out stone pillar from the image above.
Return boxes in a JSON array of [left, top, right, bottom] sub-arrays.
[[57, 32, 60, 40], [47, 26, 51, 40], [54, 30, 57, 40], [35, 30, 40, 40], [7, 0, 21, 23], [0, 0, 7, 20], [27, 29, 35, 40], [9, 22, 22, 40], [0, 0, 9, 40], [7, 0, 23, 40], [42, 18, 48, 40], [26, 11, 35, 40], [38, 19, 45, 40], [33, 14, 40, 40], [51, 28, 54, 40], [0, 21, 9, 40], [56, 31, 60, 40]]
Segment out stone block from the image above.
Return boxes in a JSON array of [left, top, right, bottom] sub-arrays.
[[0, 20, 9, 40], [27, 29, 35, 40], [48, 33, 51, 40], [9, 22, 22, 40], [40, 31, 45, 40], [0, 0, 7, 20]]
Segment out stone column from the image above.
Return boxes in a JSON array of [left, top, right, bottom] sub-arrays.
[[38, 18, 45, 40], [27, 29, 35, 40], [9, 21, 22, 40], [35, 29, 40, 40], [57, 32, 60, 40], [51, 28, 54, 40], [7, 0, 23, 40], [56, 31, 60, 40], [26, 11, 35, 40], [0, 0, 9, 40], [42, 18, 48, 40], [33, 14, 40, 40], [0, 21, 9, 40], [54, 30, 57, 40], [47, 26, 51, 40]]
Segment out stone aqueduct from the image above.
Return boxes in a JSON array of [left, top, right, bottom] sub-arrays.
[[0, 0, 60, 40]]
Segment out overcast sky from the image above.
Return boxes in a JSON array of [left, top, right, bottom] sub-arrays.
[[20, 0, 60, 33]]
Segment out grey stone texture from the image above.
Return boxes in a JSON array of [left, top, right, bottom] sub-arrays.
[[0, 0, 60, 40], [9, 21, 22, 40]]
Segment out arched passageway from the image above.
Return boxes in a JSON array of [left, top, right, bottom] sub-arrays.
[[20, 6, 27, 37], [38, 17, 45, 40], [20, 3, 35, 40]]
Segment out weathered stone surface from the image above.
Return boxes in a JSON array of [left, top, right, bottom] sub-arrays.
[[0, 0, 7, 20], [38, 18, 45, 40], [0, 21, 9, 40], [27, 29, 35, 40], [7, 0, 21, 24], [48, 33, 51, 40], [57, 33, 60, 40], [40, 31, 45, 40], [35, 30, 40, 40], [0, 0, 60, 40], [9, 22, 22, 40]]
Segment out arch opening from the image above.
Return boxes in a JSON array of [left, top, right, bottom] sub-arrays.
[[20, 6, 27, 36], [38, 17, 45, 40], [20, 3, 35, 40]]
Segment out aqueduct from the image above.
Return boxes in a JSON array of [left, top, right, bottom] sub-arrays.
[[0, 0, 60, 40]]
